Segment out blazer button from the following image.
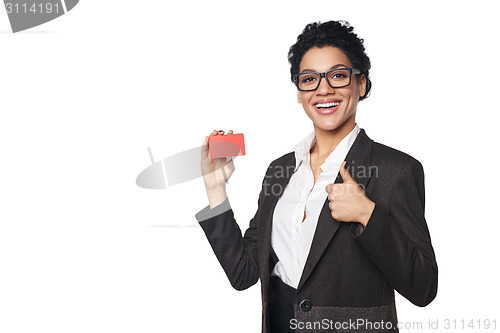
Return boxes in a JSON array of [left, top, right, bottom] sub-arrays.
[[299, 299, 312, 312]]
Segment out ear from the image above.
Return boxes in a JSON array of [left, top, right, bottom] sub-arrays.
[[297, 92, 302, 104], [359, 74, 367, 99]]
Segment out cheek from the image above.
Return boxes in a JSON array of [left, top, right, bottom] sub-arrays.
[[298, 92, 310, 102], [352, 80, 363, 97], [342, 88, 358, 105]]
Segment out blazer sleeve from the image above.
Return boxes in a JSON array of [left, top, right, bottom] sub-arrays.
[[351, 159, 438, 307], [195, 178, 266, 291]]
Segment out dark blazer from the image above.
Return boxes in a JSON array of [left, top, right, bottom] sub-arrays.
[[198, 128, 438, 333]]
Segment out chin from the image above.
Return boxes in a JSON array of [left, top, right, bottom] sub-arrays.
[[312, 120, 343, 131], [309, 114, 344, 131], [316, 124, 343, 131]]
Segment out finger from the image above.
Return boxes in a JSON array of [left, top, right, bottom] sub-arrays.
[[227, 130, 235, 163], [340, 161, 356, 184], [221, 164, 228, 183], [328, 185, 342, 200], [201, 136, 210, 159], [217, 130, 225, 135], [204, 130, 218, 161], [325, 183, 341, 194]]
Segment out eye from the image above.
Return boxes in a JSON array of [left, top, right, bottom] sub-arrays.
[[328, 70, 350, 81], [301, 75, 317, 83]]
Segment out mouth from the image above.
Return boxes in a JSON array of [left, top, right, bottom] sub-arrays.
[[314, 100, 341, 115]]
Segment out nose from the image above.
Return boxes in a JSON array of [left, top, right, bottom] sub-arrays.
[[316, 75, 334, 95]]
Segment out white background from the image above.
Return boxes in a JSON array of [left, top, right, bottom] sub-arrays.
[[1, 1, 499, 332]]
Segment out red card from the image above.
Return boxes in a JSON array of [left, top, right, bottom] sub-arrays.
[[209, 133, 246, 159]]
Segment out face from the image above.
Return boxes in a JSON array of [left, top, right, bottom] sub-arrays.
[[297, 46, 366, 132]]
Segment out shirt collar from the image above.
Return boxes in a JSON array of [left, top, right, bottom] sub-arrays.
[[293, 123, 360, 172]]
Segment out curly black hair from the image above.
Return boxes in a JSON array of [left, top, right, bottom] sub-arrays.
[[288, 20, 372, 100]]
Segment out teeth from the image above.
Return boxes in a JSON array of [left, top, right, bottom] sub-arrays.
[[316, 102, 339, 108]]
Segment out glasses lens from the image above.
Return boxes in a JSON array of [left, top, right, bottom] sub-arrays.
[[327, 69, 351, 87], [297, 73, 320, 91]]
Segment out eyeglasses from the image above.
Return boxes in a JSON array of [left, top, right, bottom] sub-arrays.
[[293, 68, 361, 91]]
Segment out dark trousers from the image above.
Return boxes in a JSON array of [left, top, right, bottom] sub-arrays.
[[269, 276, 297, 332]]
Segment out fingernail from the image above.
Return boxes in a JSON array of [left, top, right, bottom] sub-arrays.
[[218, 130, 223, 132]]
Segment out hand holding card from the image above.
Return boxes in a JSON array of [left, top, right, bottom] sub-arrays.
[[208, 133, 246, 159], [201, 130, 244, 208]]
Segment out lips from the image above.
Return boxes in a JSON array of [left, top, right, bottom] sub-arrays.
[[313, 99, 342, 115]]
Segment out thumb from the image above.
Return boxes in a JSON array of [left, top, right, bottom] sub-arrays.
[[201, 136, 209, 159], [340, 161, 356, 184]]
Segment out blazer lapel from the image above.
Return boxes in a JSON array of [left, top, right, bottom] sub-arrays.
[[296, 128, 374, 291], [260, 153, 296, 289]]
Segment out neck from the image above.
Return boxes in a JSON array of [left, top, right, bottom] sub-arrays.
[[310, 118, 356, 159]]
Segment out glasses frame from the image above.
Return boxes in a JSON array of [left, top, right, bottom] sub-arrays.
[[293, 67, 361, 91]]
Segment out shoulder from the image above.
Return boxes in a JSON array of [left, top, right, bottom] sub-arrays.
[[269, 151, 295, 167], [370, 141, 424, 179], [371, 141, 422, 167], [262, 151, 295, 179]]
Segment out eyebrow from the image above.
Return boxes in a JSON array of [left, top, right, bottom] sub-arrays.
[[300, 64, 348, 73]]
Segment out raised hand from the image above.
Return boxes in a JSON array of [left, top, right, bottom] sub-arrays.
[[201, 130, 235, 208], [325, 161, 375, 226]]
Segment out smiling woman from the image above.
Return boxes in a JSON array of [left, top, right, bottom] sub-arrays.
[[296, 47, 365, 136], [196, 20, 437, 333]]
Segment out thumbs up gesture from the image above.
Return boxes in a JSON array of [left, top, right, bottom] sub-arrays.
[[325, 161, 376, 227]]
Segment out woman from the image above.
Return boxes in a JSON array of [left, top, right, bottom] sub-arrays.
[[195, 20, 438, 333]]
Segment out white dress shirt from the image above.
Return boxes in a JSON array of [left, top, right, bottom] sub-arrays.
[[270, 124, 360, 289]]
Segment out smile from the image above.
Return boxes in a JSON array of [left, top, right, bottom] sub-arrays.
[[314, 101, 341, 115], [316, 102, 339, 108]]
